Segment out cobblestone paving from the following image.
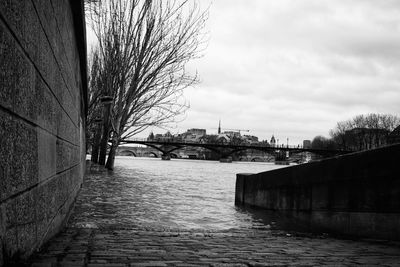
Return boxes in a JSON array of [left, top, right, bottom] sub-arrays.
[[27, 227, 400, 266]]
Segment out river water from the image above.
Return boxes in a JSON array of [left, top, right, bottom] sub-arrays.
[[71, 157, 286, 231]]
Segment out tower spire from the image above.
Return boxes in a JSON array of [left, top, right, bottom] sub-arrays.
[[218, 119, 221, 134]]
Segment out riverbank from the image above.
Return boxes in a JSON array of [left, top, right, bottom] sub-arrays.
[[235, 144, 400, 241]]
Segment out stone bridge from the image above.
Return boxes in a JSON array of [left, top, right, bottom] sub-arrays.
[[116, 146, 163, 158]]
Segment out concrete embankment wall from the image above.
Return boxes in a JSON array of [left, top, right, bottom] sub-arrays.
[[235, 144, 400, 240], [0, 0, 87, 263]]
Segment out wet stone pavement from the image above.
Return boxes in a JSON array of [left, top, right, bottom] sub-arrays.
[[27, 227, 400, 266], [26, 162, 400, 266]]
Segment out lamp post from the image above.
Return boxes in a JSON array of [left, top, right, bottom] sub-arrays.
[[91, 117, 103, 163], [98, 96, 114, 166]]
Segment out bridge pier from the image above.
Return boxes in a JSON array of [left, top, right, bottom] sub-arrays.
[[219, 157, 232, 163], [161, 154, 171, 160]]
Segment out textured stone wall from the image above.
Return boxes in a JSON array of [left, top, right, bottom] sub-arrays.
[[235, 144, 400, 240], [0, 0, 87, 263]]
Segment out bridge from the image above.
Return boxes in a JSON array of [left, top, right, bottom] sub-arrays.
[[117, 146, 162, 158], [119, 138, 352, 161]]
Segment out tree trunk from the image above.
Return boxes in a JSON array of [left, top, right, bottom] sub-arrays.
[[105, 136, 119, 170]]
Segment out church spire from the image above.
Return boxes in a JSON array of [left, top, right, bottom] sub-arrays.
[[218, 119, 221, 134]]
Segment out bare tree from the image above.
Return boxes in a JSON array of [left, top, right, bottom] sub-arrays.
[[329, 113, 400, 151], [86, 49, 104, 163], [87, 0, 208, 169]]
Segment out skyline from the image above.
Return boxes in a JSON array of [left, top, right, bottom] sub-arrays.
[[86, 0, 400, 145]]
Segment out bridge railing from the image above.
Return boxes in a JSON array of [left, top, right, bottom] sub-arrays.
[[124, 138, 303, 149]]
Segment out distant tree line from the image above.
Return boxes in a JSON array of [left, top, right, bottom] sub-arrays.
[[311, 113, 400, 151]]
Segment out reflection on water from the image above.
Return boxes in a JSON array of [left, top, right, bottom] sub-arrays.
[[70, 157, 285, 231]]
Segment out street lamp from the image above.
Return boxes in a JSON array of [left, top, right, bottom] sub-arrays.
[[98, 95, 114, 165], [91, 116, 103, 163], [100, 95, 113, 105]]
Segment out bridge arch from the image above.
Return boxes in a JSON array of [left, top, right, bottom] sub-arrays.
[[119, 150, 136, 157], [143, 151, 159, 158]]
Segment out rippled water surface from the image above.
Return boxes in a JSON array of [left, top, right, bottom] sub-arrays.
[[71, 157, 286, 231]]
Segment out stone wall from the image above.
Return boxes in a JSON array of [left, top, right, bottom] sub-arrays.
[[235, 144, 400, 240], [0, 0, 87, 263]]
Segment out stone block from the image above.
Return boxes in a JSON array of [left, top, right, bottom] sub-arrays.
[[0, 0, 41, 66], [37, 129, 57, 181], [12, 118, 39, 189], [311, 184, 329, 210], [17, 222, 38, 257], [0, 111, 15, 201], [293, 186, 311, 211], [2, 227, 18, 259], [0, 21, 17, 110], [11, 56, 37, 123], [56, 172, 70, 207], [266, 190, 277, 209], [235, 174, 250, 205], [60, 82, 79, 127], [0, 21, 37, 122], [6, 189, 37, 227], [51, 0, 75, 80], [36, 181, 56, 241], [32, 0, 58, 57], [0, 112, 38, 200], [56, 140, 73, 173], [56, 108, 78, 145], [35, 73, 58, 134], [35, 172, 74, 245], [37, 29, 58, 97], [277, 187, 293, 210], [330, 183, 350, 211]]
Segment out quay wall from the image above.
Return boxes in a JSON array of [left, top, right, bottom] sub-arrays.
[[0, 0, 87, 263], [235, 144, 400, 240]]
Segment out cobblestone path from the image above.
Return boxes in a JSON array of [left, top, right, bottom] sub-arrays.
[[27, 226, 400, 266]]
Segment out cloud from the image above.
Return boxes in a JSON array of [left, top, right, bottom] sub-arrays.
[[175, 0, 400, 144]]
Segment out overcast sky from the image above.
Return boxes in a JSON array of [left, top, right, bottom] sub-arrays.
[[87, 0, 400, 145]]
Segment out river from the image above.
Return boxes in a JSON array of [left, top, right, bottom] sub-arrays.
[[70, 157, 287, 231]]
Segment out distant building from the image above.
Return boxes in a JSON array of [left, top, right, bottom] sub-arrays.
[[216, 134, 231, 144], [152, 131, 173, 141], [303, 140, 311, 149], [243, 135, 259, 144], [387, 125, 400, 144], [223, 131, 241, 138], [182, 128, 206, 142], [187, 128, 206, 136], [270, 135, 276, 147], [147, 132, 155, 140], [154, 133, 164, 140]]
